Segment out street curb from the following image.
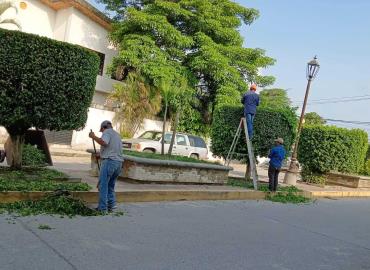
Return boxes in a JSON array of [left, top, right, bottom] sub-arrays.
[[0, 190, 266, 203], [308, 190, 370, 198], [1, 190, 369, 204]]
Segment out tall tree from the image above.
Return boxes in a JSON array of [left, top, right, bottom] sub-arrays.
[[101, 0, 275, 130], [304, 112, 326, 125], [259, 88, 292, 110]]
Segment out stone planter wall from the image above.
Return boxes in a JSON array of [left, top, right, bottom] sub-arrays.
[[87, 150, 232, 184], [326, 172, 370, 188]]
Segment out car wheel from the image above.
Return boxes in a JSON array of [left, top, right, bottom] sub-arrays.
[[190, 153, 199, 160], [143, 149, 155, 153]]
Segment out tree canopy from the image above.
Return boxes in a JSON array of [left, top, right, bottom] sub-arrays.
[[259, 88, 292, 110], [304, 112, 326, 125], [101, 0, 275, 130]]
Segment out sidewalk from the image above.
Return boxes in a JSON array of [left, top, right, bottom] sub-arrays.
[[51, 155, 370, 198], [51, 156, 248, 192]]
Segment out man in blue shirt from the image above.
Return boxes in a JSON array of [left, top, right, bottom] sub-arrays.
[[268, 138, 286, 192], [241, 84, 260, 139]]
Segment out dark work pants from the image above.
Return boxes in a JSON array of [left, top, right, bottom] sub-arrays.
[[268, 165, 280, 192], [244, 113, 255, 139]]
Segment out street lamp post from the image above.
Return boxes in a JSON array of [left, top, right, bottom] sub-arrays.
[[284, 56, 320, 185]]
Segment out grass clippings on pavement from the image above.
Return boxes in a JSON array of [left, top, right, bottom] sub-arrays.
[[38, 224, 54, 230], [0, 193, 99, 217], [227, 177, 310, 204], [0, 191, 125, 218]]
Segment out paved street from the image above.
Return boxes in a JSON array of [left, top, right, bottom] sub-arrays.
[[1, 199, 370, 270]]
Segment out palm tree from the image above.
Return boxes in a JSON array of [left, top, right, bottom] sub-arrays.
[[109, 72, 161, 138]]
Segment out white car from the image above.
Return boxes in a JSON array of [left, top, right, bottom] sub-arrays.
[[123, 131, 208, 159]]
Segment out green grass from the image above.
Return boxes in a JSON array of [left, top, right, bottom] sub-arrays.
[[0, 167, 91, 191], [266, 192, 311, 204], [123, 150, 220, 165], [0, 167, 65, 181], [227, 177, 310, 204], [228, 178, 300, 192]]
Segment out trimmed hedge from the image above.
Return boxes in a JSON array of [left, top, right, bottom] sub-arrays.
[[0, 29, 99, 134], [211, 105, 297, 159], [298, 126, 368, 174]]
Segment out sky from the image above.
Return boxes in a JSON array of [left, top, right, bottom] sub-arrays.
[[89, 0, 370, 132]]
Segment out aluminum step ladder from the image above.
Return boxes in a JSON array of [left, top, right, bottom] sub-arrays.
[[224, 118, 258, 190]]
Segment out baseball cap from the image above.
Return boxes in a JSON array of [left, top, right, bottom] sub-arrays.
[[250, 84, 257, 90], [274, 138, 284, 144], [100, 120, 112, 132]]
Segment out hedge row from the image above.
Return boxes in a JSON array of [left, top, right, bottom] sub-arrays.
[[298, 125, 368, 174], [211, 105, 297, 159], [0, 29, 99, 134]]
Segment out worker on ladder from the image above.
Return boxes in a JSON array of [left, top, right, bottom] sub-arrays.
[[241, 83, 260, 139]]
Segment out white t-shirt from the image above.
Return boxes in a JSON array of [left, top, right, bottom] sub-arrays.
[[100, 128, 123, 161]]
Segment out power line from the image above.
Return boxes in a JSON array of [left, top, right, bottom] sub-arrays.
[[292, 94, 370, 105], [293, 94, 370, 103], [307, 97, 370, 105], [324, 119, 370, 126]]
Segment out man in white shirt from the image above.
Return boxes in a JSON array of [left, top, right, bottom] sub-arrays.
[[89, 120, 123, 212]]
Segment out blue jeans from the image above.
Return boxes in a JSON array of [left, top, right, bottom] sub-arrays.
[[245, 113, 255, 139], [98, 159, 122, 211]]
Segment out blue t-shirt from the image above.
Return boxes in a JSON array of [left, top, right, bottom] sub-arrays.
[[268, 145, 286, 169], [241, 91, 260, 115]]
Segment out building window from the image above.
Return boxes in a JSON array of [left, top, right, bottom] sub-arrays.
[[96, 51, 105, 76], [88, 49, 105, 76]]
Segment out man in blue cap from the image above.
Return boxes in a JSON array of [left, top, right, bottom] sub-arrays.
[[89, 120, 123, 212], [268, 138, 286, 192], [241, 83, 259, 139]]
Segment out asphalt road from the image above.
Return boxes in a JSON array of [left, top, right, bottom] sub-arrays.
[[1, 199, 370, 270]]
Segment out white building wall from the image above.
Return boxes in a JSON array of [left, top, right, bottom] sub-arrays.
[[66, 8, 116, 77], [53, 7, 72, 41], [19, 0, 55, 38], [71, 107, 117, 150]]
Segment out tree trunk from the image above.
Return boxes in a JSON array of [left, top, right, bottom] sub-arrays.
[[168, 110, 180, 155], [8, 133, 25, 169], [161, 102, 168, 155], [245, 160, 251, 181]]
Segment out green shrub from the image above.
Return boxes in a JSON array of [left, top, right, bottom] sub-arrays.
[[211, 105, 297, 159], [0, 29, 99, 168], [300, 166, 326, 185], [298, 126, 368, 175], [22, 144, 46, 167], [362, 160, 370, 176]]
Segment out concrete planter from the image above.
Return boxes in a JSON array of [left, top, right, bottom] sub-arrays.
[[326, 172, 370, 188], [87, 150, 232, 184]]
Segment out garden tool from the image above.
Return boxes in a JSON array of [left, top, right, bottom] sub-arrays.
[[91, 129, 100, 190]]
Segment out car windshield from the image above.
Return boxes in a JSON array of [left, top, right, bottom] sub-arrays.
[[138, 131, 162, 141]]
